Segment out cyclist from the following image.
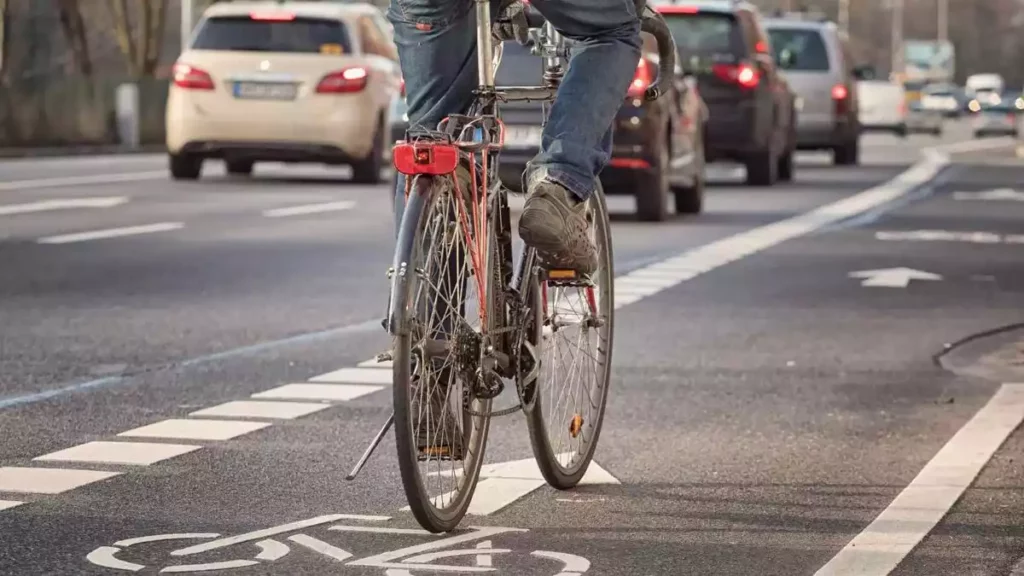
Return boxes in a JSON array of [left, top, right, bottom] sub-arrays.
[[388, 0, 642, 274]]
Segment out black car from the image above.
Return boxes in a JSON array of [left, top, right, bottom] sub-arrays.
[[652, 0, 797, 186], [390, 37, 708, 222]]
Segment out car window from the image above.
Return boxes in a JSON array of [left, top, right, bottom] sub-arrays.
[[191, 15, 353, 54], [662, 12, 746, 60], [766, 28, 830, 71]]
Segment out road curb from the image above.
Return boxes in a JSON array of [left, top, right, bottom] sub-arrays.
[[0, 145, 165, 160]]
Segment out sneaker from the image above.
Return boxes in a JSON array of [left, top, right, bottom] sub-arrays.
[[412, 367, 464, 460], [517, 180, 598, 274]]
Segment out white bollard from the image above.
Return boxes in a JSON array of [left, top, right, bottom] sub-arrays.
[[115, 83, 140, 149]]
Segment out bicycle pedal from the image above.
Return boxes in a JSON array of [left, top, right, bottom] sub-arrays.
[[543, 269, 594, 287]]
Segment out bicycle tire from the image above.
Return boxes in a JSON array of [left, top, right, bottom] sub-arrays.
[[391, 173, 497, 533], [524, 180, 615, 489]]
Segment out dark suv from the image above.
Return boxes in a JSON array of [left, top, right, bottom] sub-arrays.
[[652, 0, 797, 186], [390, 36, 708, 222]]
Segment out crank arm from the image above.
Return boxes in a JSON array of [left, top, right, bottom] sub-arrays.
[[345, 411, 395, 481]]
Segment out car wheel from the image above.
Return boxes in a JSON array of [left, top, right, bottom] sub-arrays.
[[777, 147, 794, 181], [833, 138, 859, 166], [352, 115, 385, 184], [226, 160, 254, 176], [169, 153, 202, 181], [745, 147, 777, 186], [635, 139, 669, 222]]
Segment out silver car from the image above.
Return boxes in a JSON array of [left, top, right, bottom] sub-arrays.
[[762, 14, 861, 165]]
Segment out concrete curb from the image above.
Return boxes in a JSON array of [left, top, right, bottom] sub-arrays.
[[0, 145, 165, 160]]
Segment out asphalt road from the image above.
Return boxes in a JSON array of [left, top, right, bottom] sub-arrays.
[[2, 123, 1024, 576]]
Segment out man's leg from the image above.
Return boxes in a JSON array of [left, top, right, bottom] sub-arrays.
[[517, 0, 641, 273]]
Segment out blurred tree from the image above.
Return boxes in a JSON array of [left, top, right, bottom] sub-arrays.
[[56, 0, 93, 78], [108, 0, 169, 78]]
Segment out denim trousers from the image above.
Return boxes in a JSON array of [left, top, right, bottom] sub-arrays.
[[387, 0, 642, 232]]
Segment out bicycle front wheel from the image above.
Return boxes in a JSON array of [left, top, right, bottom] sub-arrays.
[[525, 181, 615, 489], [391, 173, 497, 533]]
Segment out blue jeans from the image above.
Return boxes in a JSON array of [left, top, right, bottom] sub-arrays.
[[388, 0, 641, 231]]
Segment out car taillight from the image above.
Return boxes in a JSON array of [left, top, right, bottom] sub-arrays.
[[172, 63, 214, 90], [712, 63, 759, 89], [657, 5, 699, 14], [250, 11, 296, 21], [316, 67, 368, 94], [627, 58, 655, 99], [831, 84, 848, 100]]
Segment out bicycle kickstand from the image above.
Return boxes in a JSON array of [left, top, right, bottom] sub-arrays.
[[345, 410, 395, 481]]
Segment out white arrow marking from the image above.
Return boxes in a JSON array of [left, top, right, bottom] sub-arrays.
[[0, 196, 128, 216], [849, 267, 943, 288], [406, 456, 619, 516], [953, 188, 1024, 201]]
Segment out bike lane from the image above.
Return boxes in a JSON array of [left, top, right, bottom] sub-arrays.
[[1, 144, 1011, 575]]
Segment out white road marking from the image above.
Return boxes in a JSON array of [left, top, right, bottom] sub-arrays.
[[357, 358, 392, 368], [262, 200, 356, 218], [848, 267, 943, 288], [815, 384, 1024, 576], [953, 187, 1024, 201], [0, 171, 166, 192], [0, 196, 128, 216], [288, 534, 354, 562], [170, 514, 360, 557], [0, 500, 23, 511], [875, 230, 1008, 244], [189, 400, 332, 420], [33, 441, 202, 466], [0, 467, 120, 494], [309, 367, 392, 385], [117, 419, 271, 441], [38, 222, 184, 244], [407, 457, 619, 517], [251, 383, 383, 402]]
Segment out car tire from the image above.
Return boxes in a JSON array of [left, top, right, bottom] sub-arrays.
[[635, 140, 669, 222], [833, 138, 859, 166], [895, 124, 908, 138], [745, 148, 777, 187], [226, 160, 254, 176], [169, 153, 202, 181], [352, 115, 385, 184], [777, 146, 794, 181]]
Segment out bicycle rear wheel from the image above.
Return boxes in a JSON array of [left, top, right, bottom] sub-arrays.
[[392, 173, 497, 533], [524, 181, 615, 489]]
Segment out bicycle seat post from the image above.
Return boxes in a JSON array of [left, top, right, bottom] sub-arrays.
[[475, 0, 496, 92]]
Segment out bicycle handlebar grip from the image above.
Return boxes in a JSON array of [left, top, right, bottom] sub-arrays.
[[639, 8, 677, 102]]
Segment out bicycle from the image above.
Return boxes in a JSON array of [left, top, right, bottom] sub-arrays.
[[347, 0, 678, 533]]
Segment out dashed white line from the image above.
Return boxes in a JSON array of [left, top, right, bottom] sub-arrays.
[[37, 222, 184, 244], [117, 419, 271, 441], [0, 467, 120, 494], [262, 200, 356, 218], [815, 383, 1024, 576], [0, 171, 166, 192], [251, 383, 384, 402], [309, 367, 392, 385], [190, 400, 332, 420], [0, 196, 128, 216], [33, 441, 202, 466]]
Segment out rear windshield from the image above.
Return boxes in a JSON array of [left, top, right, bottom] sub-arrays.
[[662, 13, 745, 61], [191, 15, 352, 54], [766, 28, 829, 71]]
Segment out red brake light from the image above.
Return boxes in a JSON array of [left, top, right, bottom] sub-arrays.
[[250, 11, 296, 21], [172, 63, 214, 90], [755, 40, 768, 54], [831, 84, 848, 100], [316, 67, 369, 94], [712, 63, 759, 89], [657, 5, 699, 13], [627, 58, 655, 98]]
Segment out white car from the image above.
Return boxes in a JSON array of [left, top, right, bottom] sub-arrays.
[[856, 78, 907, 136], [165, 1, 402, 182]]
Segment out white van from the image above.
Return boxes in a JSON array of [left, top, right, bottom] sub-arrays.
[[857, 77, 907, 136]]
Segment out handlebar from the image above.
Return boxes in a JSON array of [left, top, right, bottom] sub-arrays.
[[515, 0, 677, 102]]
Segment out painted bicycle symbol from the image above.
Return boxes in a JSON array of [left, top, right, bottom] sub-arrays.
[[86, 513, 590, 574]]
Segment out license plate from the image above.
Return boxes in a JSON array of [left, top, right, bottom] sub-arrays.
[[233, 81, 297, 101], [503, 125, 542, 148]]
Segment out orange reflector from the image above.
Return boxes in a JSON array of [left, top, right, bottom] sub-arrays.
[[548, 269, 577, 280]]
